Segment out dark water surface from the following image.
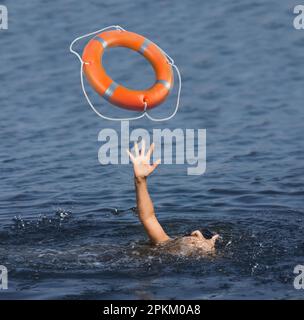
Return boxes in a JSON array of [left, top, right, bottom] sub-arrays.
[[0, 0, 304, 299]]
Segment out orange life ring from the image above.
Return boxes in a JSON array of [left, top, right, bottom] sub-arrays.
[[82, 30, 174, 111]]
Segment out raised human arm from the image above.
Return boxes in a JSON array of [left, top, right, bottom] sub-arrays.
[[127, 141, 170, 244]]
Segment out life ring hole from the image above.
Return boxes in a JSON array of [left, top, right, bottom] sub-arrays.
[[102, 47, 156, 91]]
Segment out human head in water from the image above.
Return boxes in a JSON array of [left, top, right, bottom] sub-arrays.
[[127, 140, 219, 254]]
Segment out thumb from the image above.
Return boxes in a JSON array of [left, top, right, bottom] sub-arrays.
[[151, 159, 161, 172]]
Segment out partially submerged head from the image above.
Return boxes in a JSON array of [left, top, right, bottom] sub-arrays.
[[158, 230, 220, 256], [181, 230, 219, 252]]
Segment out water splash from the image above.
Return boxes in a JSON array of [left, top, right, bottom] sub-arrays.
[[12, 208, 72, 231]]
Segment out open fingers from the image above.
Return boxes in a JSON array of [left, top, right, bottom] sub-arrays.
[[126, 149, 135, 163], [140, 139, 146, 156], [134, 142, 139, 157], [145, 142, 155, 161], [151, 159, 161, 172]]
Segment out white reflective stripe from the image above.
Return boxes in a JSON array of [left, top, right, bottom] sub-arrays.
[[103, 82, 118, 100], [156, 80, 171, 90], [94, 37, 108, 48], [138, 38, 151, 54]]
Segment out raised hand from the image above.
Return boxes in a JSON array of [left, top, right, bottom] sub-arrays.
[[127, 140, 161, 179]]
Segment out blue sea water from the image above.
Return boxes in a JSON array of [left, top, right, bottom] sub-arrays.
[[0, 0, 304, 299]]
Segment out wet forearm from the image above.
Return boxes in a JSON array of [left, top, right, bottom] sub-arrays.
[[134, 177, 155, 221]]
